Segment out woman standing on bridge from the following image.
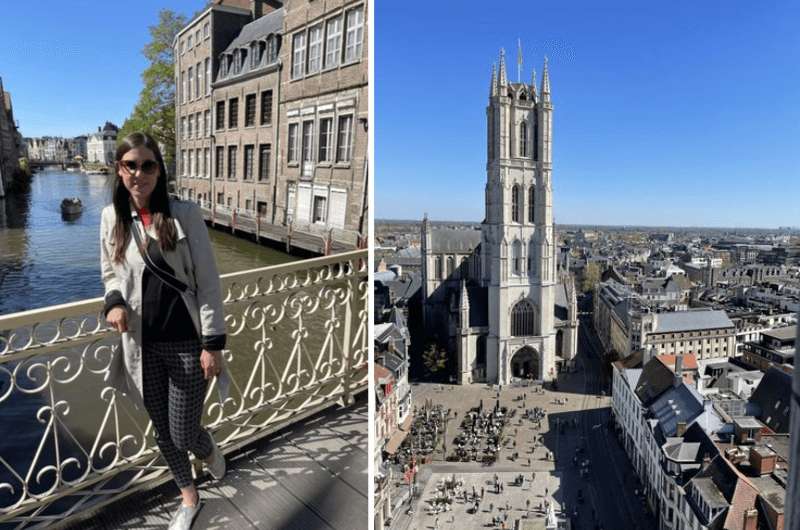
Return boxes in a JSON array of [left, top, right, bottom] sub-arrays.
[[100, 132, 228, 530]]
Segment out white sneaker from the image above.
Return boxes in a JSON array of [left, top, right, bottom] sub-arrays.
[[168, 501, 202, 530], [204, 435, 226, 480]]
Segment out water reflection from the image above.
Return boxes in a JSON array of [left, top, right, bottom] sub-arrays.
[[0, 169, 296, 315]]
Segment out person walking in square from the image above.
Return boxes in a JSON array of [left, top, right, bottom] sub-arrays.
[[101, 132, 228, 530]]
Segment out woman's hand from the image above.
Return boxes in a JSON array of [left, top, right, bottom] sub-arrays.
[[200, 349, 222, 380], [106, 306, 128, 332]]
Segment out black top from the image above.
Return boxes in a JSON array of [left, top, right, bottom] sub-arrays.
[[141, 237, 198, 343], [103, 228, 227, 351]]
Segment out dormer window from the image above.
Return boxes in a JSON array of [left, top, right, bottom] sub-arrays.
[[258, 41, 266, 65], [250, 43, 258, 68]]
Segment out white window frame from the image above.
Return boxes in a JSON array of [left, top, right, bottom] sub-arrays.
[[336, 114, 353, 163], [318, 116, 334, 162], [287, 122, 299, 163], [324, 16, 342, 68], [291, 32, 306, 79], [344, 6, 364, 64], [307, 24, 323, 74]]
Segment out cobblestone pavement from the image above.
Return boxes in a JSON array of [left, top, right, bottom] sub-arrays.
[[387, 307, 657, 530]]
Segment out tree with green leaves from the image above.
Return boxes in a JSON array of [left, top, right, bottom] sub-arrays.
[[422, 342, 449, 375], [581, 262, 601, 293], [119, 9, 186, 176]]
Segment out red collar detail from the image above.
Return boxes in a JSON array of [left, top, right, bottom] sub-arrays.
[[137, 207, 153, 228]]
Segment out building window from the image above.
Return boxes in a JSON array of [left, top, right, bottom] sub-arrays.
[[204, 110, 211, 136], [287, 123, 299, 163], [266, 35, 278, 63], [216, 101, 225, 130], [195, 62, 201, 99], [528, 186, 535, 223], [243, 145, 254, 180], [318, 117, 333, 162], [302, 120, 314, 164], [205, 58, 211, 95], [194, 150, 200, 178], [511, 184, 520, 222], [446, 256, 455, 276], [520, 121, 528, 158], [215, 146, 224, 179], [260, 90, 273, 125], [187, 116, 193, 138], [336, 115, 353, 162], [313, 195, 326, 223], [227, 145, 237, 179], [204, 148, 210, 178], [324, 16, 342, 68], [228, 98, 239, 129], [181, 150, 187, 176], [344, 6, 364, 63], [258, 144, 271, 181], [181, 71, 187, 103], [217, 192, 224, 204], [511, 300, 535, 336], [203, 22, 209, 39], [250, 42, 259, 68], [187, 66, 193, 100], [245, 94, 256, 127], [181, 117, 187, 139], [435, 256, 443, 280], [307, 24, 323, 74], [512, 240, 522, 275], [291, 31, 306, 79]]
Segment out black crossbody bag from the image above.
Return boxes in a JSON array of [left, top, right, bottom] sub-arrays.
[[130, 214, 196, 297]]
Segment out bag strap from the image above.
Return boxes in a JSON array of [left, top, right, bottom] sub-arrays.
[[130, 213, 194, 296]]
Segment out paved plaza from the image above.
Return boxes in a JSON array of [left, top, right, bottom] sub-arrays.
[[409, 470, 564, 530]]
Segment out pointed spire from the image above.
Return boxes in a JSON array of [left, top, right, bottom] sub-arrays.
[[460, 279, 470, 310], [541, 56, 551, 101], [490, 63, 497, 97], [530, 68, 538, 100], [498, 48, 508, 90]]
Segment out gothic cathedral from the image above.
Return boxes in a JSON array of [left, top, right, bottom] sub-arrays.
[[420, 50, 579, 385]]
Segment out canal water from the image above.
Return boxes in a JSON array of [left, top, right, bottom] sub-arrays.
[[0, 169, 296, 315], [0, 169, 322, 512]]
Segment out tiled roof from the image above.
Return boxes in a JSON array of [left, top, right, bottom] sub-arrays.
[[429, 229, 481, 253], [749, 367, 792, 433]]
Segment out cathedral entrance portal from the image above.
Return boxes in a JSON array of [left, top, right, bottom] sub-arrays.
[[510, 346, 539, 380]]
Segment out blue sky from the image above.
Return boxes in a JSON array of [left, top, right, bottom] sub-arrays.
[[0, 1, 203, 138], [376, 2, 800, 228]]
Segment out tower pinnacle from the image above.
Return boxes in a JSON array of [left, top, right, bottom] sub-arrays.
[[541, 56, 551, 101], [490, 63, 497, 97], [498, 48, 508, 90], [530, 68, 538, 100]]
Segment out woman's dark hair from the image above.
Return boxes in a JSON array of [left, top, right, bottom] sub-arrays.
[[110, 132, 177, 263]]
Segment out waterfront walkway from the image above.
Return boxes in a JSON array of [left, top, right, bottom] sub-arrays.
[[69, 399, 367, 530]]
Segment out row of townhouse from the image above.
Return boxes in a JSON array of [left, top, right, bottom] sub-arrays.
[[612, 356, 789, 530], [373, 311, 413, 530], [174, 0, 367, 252]]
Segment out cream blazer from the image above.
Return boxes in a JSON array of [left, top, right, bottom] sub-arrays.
[[100, 198, 229, 405]]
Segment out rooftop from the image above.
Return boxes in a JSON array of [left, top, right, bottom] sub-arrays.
[[652, 309, 734, 334]]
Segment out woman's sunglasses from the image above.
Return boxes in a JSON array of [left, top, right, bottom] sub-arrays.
[[120, 160, 159, 174]]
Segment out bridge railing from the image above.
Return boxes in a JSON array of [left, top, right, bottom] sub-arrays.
[[0, 249, 368, 529]]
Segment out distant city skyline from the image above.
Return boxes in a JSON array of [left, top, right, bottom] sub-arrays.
[[376, 1, 800, 229], [1, 1, 201, 138]]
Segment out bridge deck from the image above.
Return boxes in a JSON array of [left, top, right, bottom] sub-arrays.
[[69, 400, 367, 530]]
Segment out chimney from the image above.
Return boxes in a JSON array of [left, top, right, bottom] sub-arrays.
[[748, 446, 776, 476], [250, 0, 262, 19], [742, 509, 758, 530], [676, 421, 687, 437], [674, 354, 684, 387]]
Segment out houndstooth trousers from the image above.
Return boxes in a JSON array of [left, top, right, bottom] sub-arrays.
[[142, 339, 213, 489]]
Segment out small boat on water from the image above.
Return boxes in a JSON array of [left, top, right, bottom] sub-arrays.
[[61, 197, 83, 216]]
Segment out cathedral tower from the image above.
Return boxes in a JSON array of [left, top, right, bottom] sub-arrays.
[[481, 50, 557, 383]]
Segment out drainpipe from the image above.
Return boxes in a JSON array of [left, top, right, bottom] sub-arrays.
[[270, 59, 282, 227]]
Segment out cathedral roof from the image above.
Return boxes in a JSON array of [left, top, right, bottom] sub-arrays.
[[430, 229, 481, 253]]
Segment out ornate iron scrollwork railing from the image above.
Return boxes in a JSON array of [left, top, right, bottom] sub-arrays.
[[0, 249, 367, 528]]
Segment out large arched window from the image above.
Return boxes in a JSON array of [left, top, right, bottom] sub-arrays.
[[435, 256, 443, 280], [511, 300, 536, 336], [511, 185, 520, 223], [519, 121, 528, 158], [528, 186, 535, 223], [512, 240, 522, 275], [528, 239, 536, 277], [446, 256, 455, 277]]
